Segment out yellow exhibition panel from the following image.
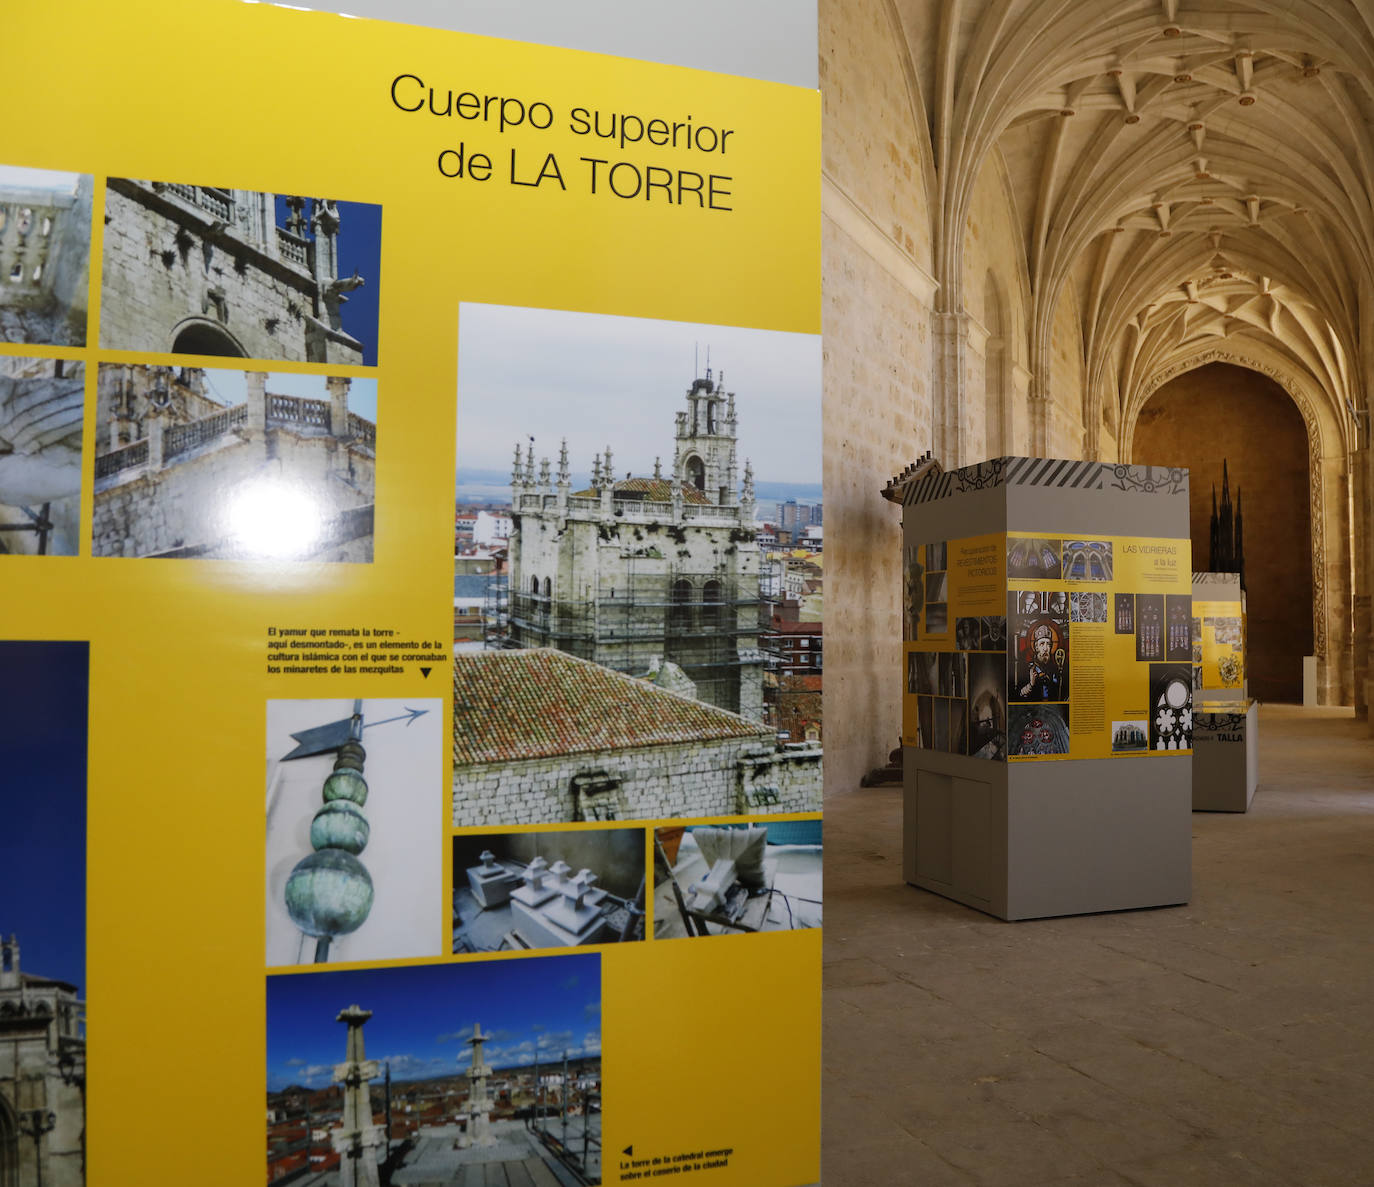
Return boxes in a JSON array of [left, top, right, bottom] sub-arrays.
[[0, 3, 821, 1185]]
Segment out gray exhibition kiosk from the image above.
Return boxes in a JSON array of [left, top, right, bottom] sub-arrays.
[[1191, 571, 1259, 812], [884, 456, 1194, 921]]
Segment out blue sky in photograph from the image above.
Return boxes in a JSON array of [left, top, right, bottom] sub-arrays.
[[0, 166, 81, 193], [273, 196, 382, 366], [196, 368, 378, 422], [266, 954, 601, 1091], [0, 641, 88, 993], [455, 304, 822, 493]]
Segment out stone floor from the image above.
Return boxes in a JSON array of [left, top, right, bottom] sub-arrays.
[[821, 705, 1374, 1186]]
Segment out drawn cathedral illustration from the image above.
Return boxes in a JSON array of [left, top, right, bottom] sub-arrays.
[[505, 369, 764, 720]]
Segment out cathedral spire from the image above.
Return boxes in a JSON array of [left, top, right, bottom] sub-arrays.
[[524, 442, 536, 485], [538, 453, 551, 489], [557, 438, 570, 487], [511, 443, 523, 487], [1235, 487, 1245, 591], [653, 456, 662, 480]]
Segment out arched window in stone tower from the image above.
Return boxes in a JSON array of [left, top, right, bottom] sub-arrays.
[[703, 579, 723, 630], [670, 578, 693, 630], [686, 455, 705, 491], [0, 1096, 17, 1187], [171, 320, 246, 358]]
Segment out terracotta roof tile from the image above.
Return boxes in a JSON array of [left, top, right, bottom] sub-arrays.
[[453, 648, 766, 765], [571, 477, 711, 505]]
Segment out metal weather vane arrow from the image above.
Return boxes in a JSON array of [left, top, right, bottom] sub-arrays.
[[282, 703, 428, 760]]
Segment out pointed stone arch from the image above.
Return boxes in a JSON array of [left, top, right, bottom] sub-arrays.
[[1125, 348, 1353, 703]]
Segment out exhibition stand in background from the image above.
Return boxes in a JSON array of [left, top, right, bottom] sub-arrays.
[[1192, 571, 1259, 812], [886, 457, 1194, 921]]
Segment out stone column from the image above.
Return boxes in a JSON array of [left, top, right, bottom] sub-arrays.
[[331, 1004, 383, 1187], [932, 310, 967, 464], [465, 1023, 496, 1147], [1027, 375, 1051, 458], [1352, 442, 1371, 721], [327, 376, 352, 438], [246, 371, 268, 433], [145, 410, 165, 470]]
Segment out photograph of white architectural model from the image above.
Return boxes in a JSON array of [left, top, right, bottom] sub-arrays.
[[453, 305, 823, 825], [92, 365, 376, 561], [452, 828, 646, 952]]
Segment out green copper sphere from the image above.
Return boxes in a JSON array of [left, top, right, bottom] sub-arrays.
[[310, 800, 370, 854], [334, 741, 367, 772], [285, 849, 374, 938], [322, 768, 368, 806]]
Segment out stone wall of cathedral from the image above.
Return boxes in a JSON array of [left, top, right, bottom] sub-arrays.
[[98, 183, 361, 364], [454, 734, 823, 827]]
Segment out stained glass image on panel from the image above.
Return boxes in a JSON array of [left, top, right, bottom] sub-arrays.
[[1007, 536, 1063, 581], [1008, 704, 1070, 757], [1009, 591, 1069, 703], [1149, 663, 1193, 750], [1062, 540, 1112, 581], [1165, 594, 1193, 661], [1115, 593, 1135, 634], [1135, 594, 1165, 661]]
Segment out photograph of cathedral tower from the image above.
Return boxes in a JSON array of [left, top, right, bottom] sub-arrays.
[[507, 366, 762, 719]]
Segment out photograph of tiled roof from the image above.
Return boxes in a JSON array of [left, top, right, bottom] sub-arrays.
[[453, 649, 765, 766], [571, 477, 711, 505]]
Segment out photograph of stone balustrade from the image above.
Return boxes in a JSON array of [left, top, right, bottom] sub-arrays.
[[266, 697, 442, 968], [99, 179, 380, 365], [91, 364, 377, 561], [452, 828, 647, 952], [0, 166, 92, 347], [0, 356, 84, 556]]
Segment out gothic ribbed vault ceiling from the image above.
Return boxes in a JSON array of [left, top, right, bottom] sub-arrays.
[[895, 0, 1373, 445]]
